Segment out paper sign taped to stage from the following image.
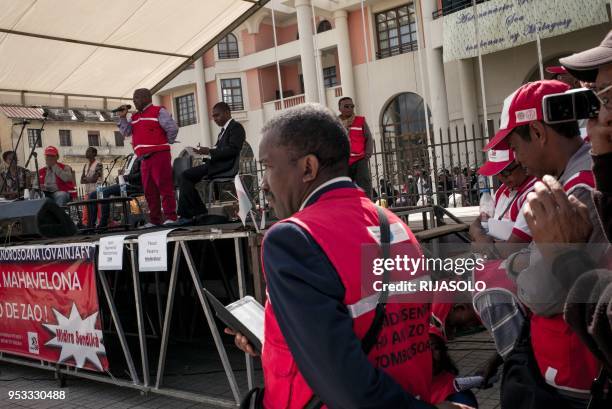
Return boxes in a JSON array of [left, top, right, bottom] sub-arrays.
[[0, 243, 108, 371], [138, 229, 175, 272], [98, 235, 130, 271]]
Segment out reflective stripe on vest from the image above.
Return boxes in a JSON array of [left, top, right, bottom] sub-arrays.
[[348, 116, 366, 165], [130, 105, 169, 157], [261, 187, 432, 408], [347, 275, 431, 318]]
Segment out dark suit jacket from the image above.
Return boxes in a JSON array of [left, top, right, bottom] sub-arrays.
[[208, 118, 245, 177]]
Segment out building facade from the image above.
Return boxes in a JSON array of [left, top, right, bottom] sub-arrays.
[[155, 0, 610, 170]]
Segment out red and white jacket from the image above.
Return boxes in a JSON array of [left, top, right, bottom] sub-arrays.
[[348, 116, 367, 165]]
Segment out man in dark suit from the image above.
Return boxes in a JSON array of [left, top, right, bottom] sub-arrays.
[[177, 101, 245, 222]]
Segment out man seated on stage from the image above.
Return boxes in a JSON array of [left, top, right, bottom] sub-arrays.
[[176, 101, 245, 224], [87, 155, 143, 229], [38, 146, 75, 207], [0, 150, 31, 199], [117, 88, 178, 227]]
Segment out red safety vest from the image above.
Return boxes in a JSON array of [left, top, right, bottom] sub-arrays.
[[348, 116, 366, 165], [261, 187, 432, 408], [530, 170, 600, 395], [130, 105, 170, 157], [38, 162, 75, 192]]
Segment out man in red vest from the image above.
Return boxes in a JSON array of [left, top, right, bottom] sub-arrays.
[[117, 88, 178, 227], [228, 104, 472, 409], [338, 97, 373, 198], [38, 146, 75, 207], [485, 80, 608, 408]]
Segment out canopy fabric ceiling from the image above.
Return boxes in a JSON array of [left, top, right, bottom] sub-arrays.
[[0, 0, 267, 100]]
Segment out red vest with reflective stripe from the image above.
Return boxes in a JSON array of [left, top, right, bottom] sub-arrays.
[[348, 116, 366, 165], [38, 162, 75, 192], [262, 187, 432, 408], [530, 170, 600, 394], [130, 105, 170, 157]]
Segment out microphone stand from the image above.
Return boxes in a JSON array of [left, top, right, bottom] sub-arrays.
[[25, 111, 49, 198], [0, 120, 29, 197], [102, 156, 121, 186]]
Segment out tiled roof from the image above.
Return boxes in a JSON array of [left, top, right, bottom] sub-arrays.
[[0, 106, 46, 120]]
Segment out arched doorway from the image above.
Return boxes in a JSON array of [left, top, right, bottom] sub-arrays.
[[380, 92, 432, 187]]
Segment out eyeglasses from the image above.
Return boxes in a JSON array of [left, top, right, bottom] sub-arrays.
[[342, 104, 355, 108], [594, 83, 612, 110], [499, 162, 520, 177]]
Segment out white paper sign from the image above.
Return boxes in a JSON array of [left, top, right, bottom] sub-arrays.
[[98, 235, 130, 270], [138, 229, 175, 272]]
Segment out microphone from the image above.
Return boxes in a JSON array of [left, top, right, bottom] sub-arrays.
[[111, 105, 131, 113]]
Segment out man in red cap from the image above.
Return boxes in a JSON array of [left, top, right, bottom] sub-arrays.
[[470, 147, 536, 245], [38, 146, 75, 207], [485, 80, 608, 408], [545, 66, 580, 88]]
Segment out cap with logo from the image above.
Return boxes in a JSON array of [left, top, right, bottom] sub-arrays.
[[478, 148, 516, 176], [44, 146, 59, 156], [560, 30, 612, 82], [483, 80, 571, 151]]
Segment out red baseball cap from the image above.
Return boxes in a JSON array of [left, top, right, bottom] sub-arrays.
[[44, 146, 59, 156], [484, 80, 571, 151], [545, 66, 568, 75], [478, 148, 515, 176]]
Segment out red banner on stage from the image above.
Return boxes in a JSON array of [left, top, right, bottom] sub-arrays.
[[0, 244, 108, 371]]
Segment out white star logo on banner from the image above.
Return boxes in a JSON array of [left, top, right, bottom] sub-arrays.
[[43, 303, 106, 371]]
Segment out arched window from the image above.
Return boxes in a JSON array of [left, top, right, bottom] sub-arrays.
[[317, 20, 332, 33], [380, 92, 432, 182], [218, 33, 239, 59]]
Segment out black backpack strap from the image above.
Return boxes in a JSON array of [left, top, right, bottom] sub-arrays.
[[304, 206, 392, 409]]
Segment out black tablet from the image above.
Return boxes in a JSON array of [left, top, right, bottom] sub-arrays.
[[204, 288, 264, 353]]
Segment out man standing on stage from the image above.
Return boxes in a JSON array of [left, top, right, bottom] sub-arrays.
[[117, 88, 178, 227], [338, 97, 373, 198]]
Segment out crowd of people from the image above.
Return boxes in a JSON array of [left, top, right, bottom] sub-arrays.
[[228, 30, 612, 409]]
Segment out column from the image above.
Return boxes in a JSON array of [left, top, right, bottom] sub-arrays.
[[333, 9, 355, 101], [195, 57, 213, 147], [295, 0, 319, 103], [458, 58, 479, 133]]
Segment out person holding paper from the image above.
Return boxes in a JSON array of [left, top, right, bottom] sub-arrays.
[[228, 104, 472, 409], [469, 147, 537, 249], [176, 102, 245, 224]]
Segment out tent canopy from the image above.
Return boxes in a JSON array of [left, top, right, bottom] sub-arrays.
[[0, 0, 267, 100]]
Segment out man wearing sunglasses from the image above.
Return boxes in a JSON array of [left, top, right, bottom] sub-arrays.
[[338, 97, 373, 198]]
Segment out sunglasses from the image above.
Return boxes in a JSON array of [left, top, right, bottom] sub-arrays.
[[594, 83, 612, 110], [499, 162, 520, 177]]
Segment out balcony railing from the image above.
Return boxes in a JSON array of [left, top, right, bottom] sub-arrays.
[[376, 41, 418, 59], [433, 0, 490, 19], [274, 94, 305, 110]]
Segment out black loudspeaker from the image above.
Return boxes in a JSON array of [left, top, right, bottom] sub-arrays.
[[0, 199, 77, 240]]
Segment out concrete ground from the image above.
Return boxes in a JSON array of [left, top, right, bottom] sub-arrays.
[[0, 330, 500, 409]]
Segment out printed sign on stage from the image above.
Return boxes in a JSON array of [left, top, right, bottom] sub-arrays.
[[0, 244, 108, 371]]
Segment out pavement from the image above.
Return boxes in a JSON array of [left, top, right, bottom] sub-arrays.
[[0, 330, 500, 409]]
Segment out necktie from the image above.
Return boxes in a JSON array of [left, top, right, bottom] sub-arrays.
[[217, 128, 224, 144]]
